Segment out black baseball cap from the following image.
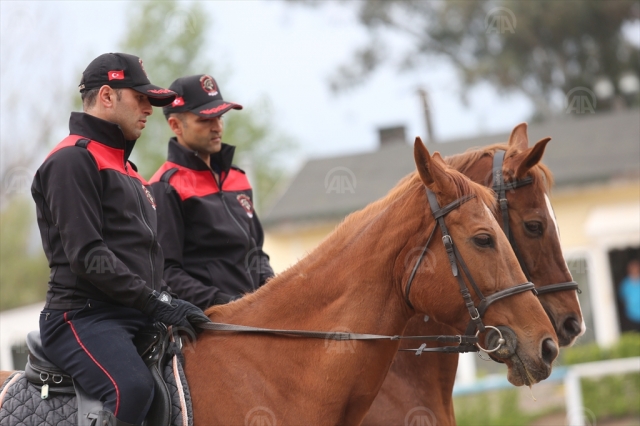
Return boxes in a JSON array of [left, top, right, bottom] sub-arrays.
[[79, 53, 176, 107], [163, 74, 242, 118]]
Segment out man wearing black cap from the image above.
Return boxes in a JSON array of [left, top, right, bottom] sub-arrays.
[[150, 75, 274, 310], [32, 54, 210, 426]]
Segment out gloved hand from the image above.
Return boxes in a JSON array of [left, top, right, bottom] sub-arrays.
[[142, 291, 211, 335]]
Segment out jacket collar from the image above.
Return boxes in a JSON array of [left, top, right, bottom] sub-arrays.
[[69, 112, 136, 161], [167, 137, 236, 173]]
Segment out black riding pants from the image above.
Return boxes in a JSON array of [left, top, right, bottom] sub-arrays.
[[40, 299, 155, 425]]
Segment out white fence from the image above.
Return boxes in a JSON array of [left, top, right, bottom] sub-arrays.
[[454, 356, 640, 425]]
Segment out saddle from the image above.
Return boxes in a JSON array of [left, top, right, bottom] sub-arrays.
[[23, 323, 177, 426]]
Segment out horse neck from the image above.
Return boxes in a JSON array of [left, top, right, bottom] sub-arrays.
[[212, 183, 424, 337]]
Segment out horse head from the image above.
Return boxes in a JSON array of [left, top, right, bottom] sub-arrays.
[[498, 123, 585, 346], [406, 137, 558, 386]]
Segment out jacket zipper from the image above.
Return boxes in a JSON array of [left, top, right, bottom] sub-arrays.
[[212, 169, 250, 242], [125, 164, 156, 287]]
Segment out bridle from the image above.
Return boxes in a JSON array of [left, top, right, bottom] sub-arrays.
[[402, 188, 536, 353], [197, 186, 535, 355], [491, 150, 580, 296]]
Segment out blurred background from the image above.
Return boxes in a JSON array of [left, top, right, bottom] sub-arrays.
[[1, 1, 639, 424]]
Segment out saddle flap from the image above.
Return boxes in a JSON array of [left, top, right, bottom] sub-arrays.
[[25, 330, 74, 389]]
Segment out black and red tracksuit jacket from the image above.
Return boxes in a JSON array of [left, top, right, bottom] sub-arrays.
[[150, 139, 274, 309], [31, 112, 164, 311]]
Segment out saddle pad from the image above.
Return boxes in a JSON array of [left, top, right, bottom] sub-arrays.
[[0, 355, 193, 426]]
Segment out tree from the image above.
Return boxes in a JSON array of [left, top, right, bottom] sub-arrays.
[[121, 0, 295, 210], [290, 0, 640, 118]]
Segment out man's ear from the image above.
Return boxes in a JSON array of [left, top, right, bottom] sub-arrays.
[[97, 85, 116, 109], [167, 115, 183, 136]]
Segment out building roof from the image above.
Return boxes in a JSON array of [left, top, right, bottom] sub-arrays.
[[263, 110, 640, 227]]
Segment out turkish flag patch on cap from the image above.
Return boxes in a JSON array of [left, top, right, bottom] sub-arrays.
[[172, 96, 185, 107], [108, 70, 125, 81]]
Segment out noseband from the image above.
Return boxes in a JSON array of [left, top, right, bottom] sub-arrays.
[[492, 150, 580, 296], [403, 188, 536, 353]]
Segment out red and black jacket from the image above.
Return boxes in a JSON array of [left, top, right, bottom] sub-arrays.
[[150, 139, 274, 309], [32, 112, 164, 311]]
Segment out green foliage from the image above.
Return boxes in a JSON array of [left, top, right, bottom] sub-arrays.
[[0, 196, 50, 311], [454, 389, 542, 426], [561, 332, 640, 365], [582, 373, 640, 420], [120, 0, 211, 177], [293, 0, 640, 116], [120, 0, 295, 211]]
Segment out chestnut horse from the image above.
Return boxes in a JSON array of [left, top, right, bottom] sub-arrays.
[[363, 124, 584, 426], [0, 140, 557, 425], [183, 139, 557, 425]]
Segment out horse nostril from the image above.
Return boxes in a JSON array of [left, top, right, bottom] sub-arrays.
[[563, 317, 582, 336], [541, 338, 558, 365]]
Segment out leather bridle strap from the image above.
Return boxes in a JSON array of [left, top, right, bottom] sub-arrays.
[[404, 192, 476, 310], [492, 150, 533, 279], [426, 190, 486, 333], [492, 150, 580, 296], [535, 281, 580, 295]]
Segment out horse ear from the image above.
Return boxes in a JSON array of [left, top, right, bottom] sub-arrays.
[[414, 137, 435, 186], [414, 137, 454, 193], [508, 123, 529, 151], [515, 137, 551, 178]]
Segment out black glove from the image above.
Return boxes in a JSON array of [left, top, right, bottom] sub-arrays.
[[142, 291, 211, 335]]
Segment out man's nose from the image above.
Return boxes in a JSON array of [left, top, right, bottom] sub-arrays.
[[142, 99, 153, 115]]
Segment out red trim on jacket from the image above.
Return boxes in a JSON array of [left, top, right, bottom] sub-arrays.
[[150, 161, 251, 201], [46, 135, 148, 185]]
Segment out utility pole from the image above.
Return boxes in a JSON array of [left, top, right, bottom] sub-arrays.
[[417, 87, 435, 143]]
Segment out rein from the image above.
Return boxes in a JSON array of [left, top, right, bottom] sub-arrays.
[[491, 150, 580, 295]]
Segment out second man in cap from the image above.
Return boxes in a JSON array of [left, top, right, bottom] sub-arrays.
[[150, 75, 274, 310]]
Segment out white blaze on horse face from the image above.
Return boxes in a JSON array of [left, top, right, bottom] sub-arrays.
[[544, 194, 560, 239], [545, 194, 585, 335]]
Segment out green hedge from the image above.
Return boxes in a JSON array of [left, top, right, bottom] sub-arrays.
[[581, 373, 640, 419], [561, 332, 640, 365]]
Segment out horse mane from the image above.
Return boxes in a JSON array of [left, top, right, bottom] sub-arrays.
[[445, 143, 554, 191], [206, 158, 497, 317]]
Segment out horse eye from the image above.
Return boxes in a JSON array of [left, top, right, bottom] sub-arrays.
[[525, 221, 543, 236], [473, 234, 493, 248]]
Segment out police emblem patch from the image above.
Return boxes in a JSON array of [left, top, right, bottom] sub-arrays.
[[200, 75, 219, 96], [142, 184, 156, 210], [138, 58, 148, 77], [237, 194, 253, 218]]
